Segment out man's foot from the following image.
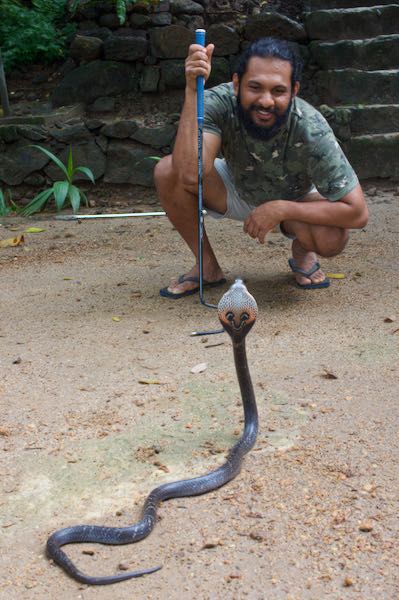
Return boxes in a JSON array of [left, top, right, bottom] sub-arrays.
[[289, 240, 329, 289], [160, 266, 226, 299]]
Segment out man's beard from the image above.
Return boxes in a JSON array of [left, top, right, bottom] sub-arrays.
[[237, 89, 292, 141]]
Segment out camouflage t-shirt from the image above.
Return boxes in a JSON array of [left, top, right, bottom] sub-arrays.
[[203, 82, 358, 204]]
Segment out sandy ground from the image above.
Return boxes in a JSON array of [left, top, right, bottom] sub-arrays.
[[0, 183, 398, 600]]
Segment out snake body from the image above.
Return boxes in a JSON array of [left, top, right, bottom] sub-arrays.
[[46, 279, 258, 585]]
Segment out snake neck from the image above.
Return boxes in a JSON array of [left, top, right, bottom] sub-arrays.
[[233, 339, 258, 447]]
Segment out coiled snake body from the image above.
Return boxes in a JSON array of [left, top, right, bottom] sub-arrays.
[[47, 279, 258, 585]]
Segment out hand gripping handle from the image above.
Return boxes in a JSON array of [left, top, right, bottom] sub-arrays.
[[195, 29, 206, 125]]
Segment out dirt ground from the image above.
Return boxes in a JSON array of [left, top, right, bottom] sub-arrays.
[[0, 181, 398, 600]]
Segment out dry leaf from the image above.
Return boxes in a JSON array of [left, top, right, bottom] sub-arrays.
[[190, 362, 207, 374], [322, 370, 338, 380], [138, 379, 161, 385], [0, 234, 24, 248], [384, 316, 396, 323], [112, 316, 121, 322]]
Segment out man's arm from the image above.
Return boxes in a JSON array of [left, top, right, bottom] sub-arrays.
[[171, 43, 221, 183], [244, 184, 368, 244]]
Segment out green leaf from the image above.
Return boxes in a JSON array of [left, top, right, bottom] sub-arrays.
[[116, 0, 127, 24], [67, 146, 74, 180], [30, 145, 68, 179], [67, 184, 81, 214], [0, 189, 11, 215], [80, 190, 89, 208], [134, 156, 161, 167], [53, 181, 69, 211], [20, 188, 53, 216], [74, 166, 95, 184]]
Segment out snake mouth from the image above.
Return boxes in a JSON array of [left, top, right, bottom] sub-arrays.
[[217, 279, 258, 338], [228, 312, 250, 330]]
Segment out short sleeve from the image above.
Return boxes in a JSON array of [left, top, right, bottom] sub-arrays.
[[308, 131, 359, 201], [203, 87, 229, 137]]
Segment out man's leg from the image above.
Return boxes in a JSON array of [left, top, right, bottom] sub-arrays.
[[154, 155, 227, 296], [281, 191, 349, 287]]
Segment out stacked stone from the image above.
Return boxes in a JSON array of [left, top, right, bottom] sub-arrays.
[[1, 2, 310, 190], [53, 2, 307, 105], [304, 0, 399, 179]]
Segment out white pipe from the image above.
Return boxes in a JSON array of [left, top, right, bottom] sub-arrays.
[[55, 211, 167, 220], [55, 210, 207, 221]]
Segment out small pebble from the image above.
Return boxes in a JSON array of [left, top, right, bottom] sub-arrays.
[[343, 576, 354, 587], [359, 520, 374, 532]]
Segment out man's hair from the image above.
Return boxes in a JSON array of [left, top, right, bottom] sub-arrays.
[[235, 37, 303, 88]]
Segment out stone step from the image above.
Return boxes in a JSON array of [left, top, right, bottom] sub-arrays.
[[338, 104, 399, 135], [319, 104, 399, 142], [310, 35, 399, 70], [343, 132, 399, 178], [306, 5, 399, 41], [316, 69, 399, 104], [305, 0, 398, 10]]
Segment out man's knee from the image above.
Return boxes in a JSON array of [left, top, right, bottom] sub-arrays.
[[312, 227, 349, 257], [154, 155, 197, 195], [154, 155, 174, 188]]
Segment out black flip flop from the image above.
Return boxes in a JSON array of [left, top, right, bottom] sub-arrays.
[[160, 274, 226, 299], [288, 258, 330, 289]]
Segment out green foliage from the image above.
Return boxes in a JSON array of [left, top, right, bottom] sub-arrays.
[[20, 145, 95, 216], [0, 0, 76, 73], [116, 0, 128, 24], [77, 1, 156, 26], [0, 188, 18, 216]]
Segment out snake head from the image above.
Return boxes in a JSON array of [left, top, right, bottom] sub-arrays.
[[218, 279, 258, 340]]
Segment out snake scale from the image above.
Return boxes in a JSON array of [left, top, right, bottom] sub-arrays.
[[46, 278, 259, 585]]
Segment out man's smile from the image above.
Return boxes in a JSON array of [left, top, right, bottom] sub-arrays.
[[251, 107, 276, 125]]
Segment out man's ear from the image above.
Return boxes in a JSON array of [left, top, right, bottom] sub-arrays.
[[293, 81, 300, 97], [232, 73, 239, 96]]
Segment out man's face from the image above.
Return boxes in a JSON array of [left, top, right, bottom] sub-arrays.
[[233, 56, 300, 141]]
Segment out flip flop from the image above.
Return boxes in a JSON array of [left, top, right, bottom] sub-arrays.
[[160, 274, 227, 299], [288, 258, 330, 289]]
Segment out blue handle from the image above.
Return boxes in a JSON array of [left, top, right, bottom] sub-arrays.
[[195, 29, 206, 124]]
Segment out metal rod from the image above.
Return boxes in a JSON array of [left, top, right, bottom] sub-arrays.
[[195, 29, 217, 312], [191, 28, 222, 337], [0, 49, 11, 117]]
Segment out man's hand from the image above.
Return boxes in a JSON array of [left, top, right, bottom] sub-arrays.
[[243, 201, 285, 244], [185, 43, 214, 92]]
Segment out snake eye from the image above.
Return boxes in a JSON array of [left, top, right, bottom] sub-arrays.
[[226, 312, 234, 322], [241, 312, 249, 322]]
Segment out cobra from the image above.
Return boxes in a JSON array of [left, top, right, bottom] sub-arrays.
[[46, 279, 259, 585]]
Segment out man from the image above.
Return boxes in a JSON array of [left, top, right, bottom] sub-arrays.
[[155, 37, 368, 298]]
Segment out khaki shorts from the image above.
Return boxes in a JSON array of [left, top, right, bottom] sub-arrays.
[[208, 158, 317, 239]]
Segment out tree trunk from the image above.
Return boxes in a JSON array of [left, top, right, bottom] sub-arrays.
[[0, 49, 11, 117]]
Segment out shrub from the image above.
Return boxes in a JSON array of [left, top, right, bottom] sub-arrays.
[[0, 0, 76, 73]]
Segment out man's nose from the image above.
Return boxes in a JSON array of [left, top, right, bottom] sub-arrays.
[[257, 92, 274, 109]]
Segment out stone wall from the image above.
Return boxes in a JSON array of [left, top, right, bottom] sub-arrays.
[[0, 1, 309, 192], [54, 0, 307, 104], [0, 106, 177, 190]]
